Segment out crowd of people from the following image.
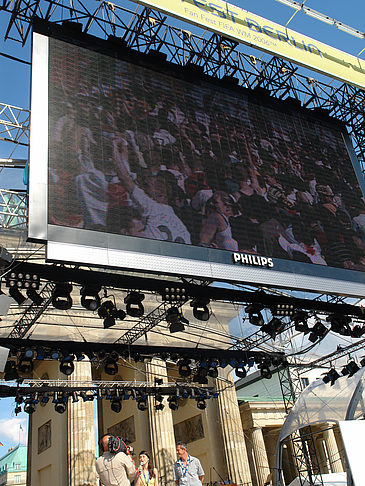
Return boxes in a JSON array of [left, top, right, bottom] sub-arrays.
[[48, 39, 365, 271]]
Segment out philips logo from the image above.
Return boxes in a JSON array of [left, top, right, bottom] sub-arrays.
[[232, 252, 274, 268]]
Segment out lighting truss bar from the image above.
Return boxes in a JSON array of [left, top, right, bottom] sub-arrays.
[[0, 102, 30, 145], [0, 337, 285, 361], [7, 261, 365, 317], [117, 302, 167, 345], [0, 158, 27, 168], [0, 383, 215, 398]]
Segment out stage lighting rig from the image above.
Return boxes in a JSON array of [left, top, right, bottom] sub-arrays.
[[271, 303, 295, 317], [98, 300, 126, 329], [104, 356, 118, 376], [196, 398, 206, 410], [4, 361, 18, 381], [167, 307, 189, 333], [52, 283, 73, 310], [245, 303, 265, 326], [322, 368, 340, 386], [161, 287, 189, 303], [350, 324, 365, 338], [178, 359, 192, 378], [60, 354, 75, 376], [341, 360, 360, 378], [168, 395, 179, 411], [26, 288, 44, 306], [261, 317, 286, 339], [80, 284, 101, 311], [137, 397, 147, 411], [124, 292, 145, 318], [24, 398, 36, 414], [111, 397, 122, 413], [190, 298, 210, 321], [8, 287, 26, 305], [308, 320, 328, 343], [293, 311, 310, 333], [326, 314, 352, 336], [235, 367, 247, 379], [18, 356, 33, 374], [6, 271, 40, 290]]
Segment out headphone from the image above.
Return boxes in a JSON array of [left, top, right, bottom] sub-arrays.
[[99, 433, 112, 451]]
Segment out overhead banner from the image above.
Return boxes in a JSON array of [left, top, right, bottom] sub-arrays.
[[129, 0, 365, 90]]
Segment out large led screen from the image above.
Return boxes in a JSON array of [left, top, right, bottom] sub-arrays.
[[28, 24, 365, 296]]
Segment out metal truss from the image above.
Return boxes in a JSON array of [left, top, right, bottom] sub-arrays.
[[0, 0, 364, 170], [0, 102, 29, 145], [7, 281, 55, 338], [0, 188, 27, 229]]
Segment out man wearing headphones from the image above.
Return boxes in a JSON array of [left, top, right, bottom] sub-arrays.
[[96, 434, 135, 486]]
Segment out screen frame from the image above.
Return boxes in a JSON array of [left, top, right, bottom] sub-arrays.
[[28, 23, 365, 297]]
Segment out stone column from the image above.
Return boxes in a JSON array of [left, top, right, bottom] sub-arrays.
[[251, 427, 270, 486], [146, 359, 176, 486], [216, 370, 252, 486], [324, 426, 343, 473], [68, 360, 98, 486]]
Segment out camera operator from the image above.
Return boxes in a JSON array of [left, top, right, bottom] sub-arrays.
[[96, 434, 135, 486]]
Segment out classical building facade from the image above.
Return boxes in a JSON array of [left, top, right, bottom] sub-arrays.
[[0, 445, 27, 486], [26, 360, 346, 486]]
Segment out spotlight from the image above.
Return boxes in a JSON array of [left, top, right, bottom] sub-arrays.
[[245, 304, 264, 326], [341, 361, 360, 378], [55, 402, 67, 414], [4, 361, 18, 381], [104, 357, 118, 376], [9, 287, 26, 305], [196, 398, 206, 410], [293, 311, 310, 333], [24, 348, 35, 359], [327, 315, 352, 336], [322, 368, 340, 386], [261, 318, 286, 339], [52, 283, 73, 310], [18, 357, 33, 374], [260, 364, 272, 379], [26, 288, 44, 306], [60, 355, 75, 376], [111, 398, 122, 413], [193, 367, 208, 385], [80, 284, 101, 311], [80, 392, 94, 402], [71, 392, 79, 403], [235, 367, 247, 379], [35, 347, 45, 360], [51, 350, 61, 360], [75, 351, 85, 361], [124, 292, 145, 317], [168, 396, 179, 410], [24, 399, 36, 414], [155, 394, 164, 411], [6, 272, 39, 290], [41, 394, 50, 404], [308, 321, 327, 343], [137, 398, 147, 411], [351, 325, 365, 338], [190, 298, 210, 321], [207, 366, 218, 378], [154, 378, 163, 385], [178, 359, 192, 377], [98, 300, 126, 329], [167, 307, 189, 333]]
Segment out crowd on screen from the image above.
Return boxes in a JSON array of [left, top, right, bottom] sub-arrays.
[[48, 46, 365, 271]]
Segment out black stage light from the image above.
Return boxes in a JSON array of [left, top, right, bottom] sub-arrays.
[[154, 378, 163, 386], [360, 357, 365, 368], [24, 399, 36, 414], [207, 366, 218, 378], [18, 357, 33, 374], [104, 357, 118, 376], [308, 321, 327, 343], [245, 304, 264, 326], [178, 359, 192, 378], [24, 348, 34, 359], [55, 402, 67, 414], [351, 325, 365, 339], [51, 350, 61, 360], [80, 284, 101, 311], [196, 398, 206, 410], [124, 292, 145, 318], [193, 367, 208, 385], [261, 318, 285, 339], [111, 398, 122, 413], [327, 315, 352, 336], [75, 351, 85, 361], [260, 364, 272, 379], [155, 402, 164, 411], [167, 307, 189, 333], [155, 394, 164, 411], [235, 367, 247, 379], [80, 392, 94, 402], [41, 394, 50, 404], [161, 286, 189, 303], [98, 300, 126, 329], [52, 283, 73, 310], [9, 287, 26, 305], [71, 392, 79, 403], [190, 298, 210, 321], [35, 347, 45, 360], [6, 272, 39, 290], [4, 361, 18, 381], [272, 303, 295, 317], [60, 355, 75, 376], [137, 398, 147, 411], [26, 288, 44, 306], [293, 311, 310, 334], [341, 361, 360, 378], [322, 368, 340, 386], [168, 396, 179, 411]]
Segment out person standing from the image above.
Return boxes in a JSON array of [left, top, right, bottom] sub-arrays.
[[95, 434, 135, 486], [173, 442, 204, 486], [135, 451, 159, 486]]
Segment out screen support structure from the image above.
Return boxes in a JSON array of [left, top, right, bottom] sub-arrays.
[[0, 0, 364, 172]]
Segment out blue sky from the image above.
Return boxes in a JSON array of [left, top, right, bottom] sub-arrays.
[[0, 0, 364, 452]]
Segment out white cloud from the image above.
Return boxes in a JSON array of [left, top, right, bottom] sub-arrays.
[[0, 418, 27, 445]]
